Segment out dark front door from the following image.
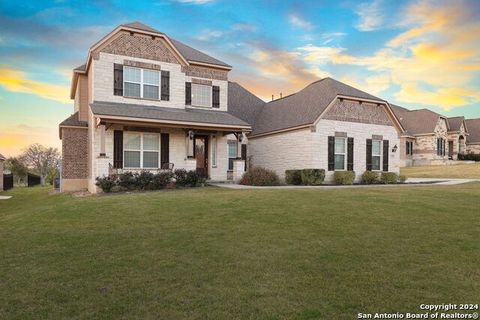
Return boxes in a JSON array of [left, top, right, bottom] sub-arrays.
[[194, 135, 208, 178], [448, 140, 454, 158]]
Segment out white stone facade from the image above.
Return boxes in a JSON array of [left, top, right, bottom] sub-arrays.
[[249, 119, 400, 183], [92, 52, 228, 111]]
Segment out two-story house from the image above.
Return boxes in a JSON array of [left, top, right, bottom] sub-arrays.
[[59, 22, 250, 192]]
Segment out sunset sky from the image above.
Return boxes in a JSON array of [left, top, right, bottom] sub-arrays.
[[1, 0, 479, 157]]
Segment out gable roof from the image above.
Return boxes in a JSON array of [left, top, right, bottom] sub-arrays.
[[227, 82, 265, 126], [249, 77, 386, 136], [465, 118, 480, 143], [390, 105, 445, 135], [447, 116, 465, 132], [59, 112, 88, 128], [0, 153, 5, 161]]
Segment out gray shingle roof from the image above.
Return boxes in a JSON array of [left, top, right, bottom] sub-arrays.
[[74, 64, 86, 72], [59, 112, 88, 127], [91, 101, 250, 128], [390, 105, 443, 135], [121, 22, 230, 68], [447, 116, 465, 132], [250, 77, 384, 136], [0, 153, 5, 161], [227, 82, 265, 126], [465, 118, 480, 143]]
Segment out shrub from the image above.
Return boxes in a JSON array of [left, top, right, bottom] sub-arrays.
[[240, 167, 280, 186], [136, 171, 154, 190], [285, 170, 302, 185], [458, 153, 480, 161], [174, 169, 188, 187], [300, 169, 325, 185], [333, 171, 355, 185], [151, 171, 174, 189], [118, 172, 137, 190], [361, 171, 380, 184], [399, 175, 407, 183], [380, 172, 399, 184], [95, 176, 116, 193], [186, 170, 206, 187]]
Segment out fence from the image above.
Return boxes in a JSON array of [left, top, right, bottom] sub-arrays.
[[27, 173, 41, 187], [3, 174, 13, 190]]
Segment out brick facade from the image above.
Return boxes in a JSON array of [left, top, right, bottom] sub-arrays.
[[62, 128, 89, 179], [324, 100, 392, 126]]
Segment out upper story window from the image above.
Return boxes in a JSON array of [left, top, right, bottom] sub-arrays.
[[124, 66, 160, 100], [372, 140, 382, 170], [192, 83, 212, 107]]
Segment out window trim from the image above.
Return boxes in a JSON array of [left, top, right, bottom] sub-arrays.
[[191, 83, 212, 108], [334, 137, 347, 171], [123, 66, 160, 100], [123, 132, 161, 169], [227, 140, 237, 171], [371, 139, 382, 171]]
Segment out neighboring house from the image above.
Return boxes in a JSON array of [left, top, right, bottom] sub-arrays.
[[59, 22, 250, 193], [465, 119, 480, 154], [391, 106, 468, 166], [0, 153, 5, 191], [230, 78, 405, 182]]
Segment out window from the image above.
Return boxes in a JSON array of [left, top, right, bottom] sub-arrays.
[[228, 141, 237, 171], [334, 137, 346, 170], [192, 83, 212, 107], [124, 67, 160, 99], [406, 141, 413, 156], [372, 140, 382, 170], [437, 138, 446, 156], [123, 132, 160, 168]]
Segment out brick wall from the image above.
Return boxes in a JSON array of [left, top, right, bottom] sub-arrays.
[[0, 160, 4, 191], [62, 127, 89, 179]]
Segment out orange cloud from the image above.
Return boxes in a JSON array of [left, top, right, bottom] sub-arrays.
[[0, 66, 70, 104], [0, 124, 60, 157]]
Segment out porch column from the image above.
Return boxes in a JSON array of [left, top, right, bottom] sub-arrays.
[[236, 133, 243, 159], [99, 125, 106, 157]]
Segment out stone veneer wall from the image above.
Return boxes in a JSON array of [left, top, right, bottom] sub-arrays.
[[323, 100, 392, 126], [249, 119, 400, 182], [412, 118, 449, 165], [466, 144, 480, 154], [0, 159, 4, 191], [62, 127, 89, 179]]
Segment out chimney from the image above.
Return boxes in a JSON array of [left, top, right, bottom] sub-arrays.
[[280, 92, 282, 98], [272, 94, 274, 101]]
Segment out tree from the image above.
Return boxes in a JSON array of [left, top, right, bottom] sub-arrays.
[[4, 157, 28, 186], [20, 144, 60, 186]]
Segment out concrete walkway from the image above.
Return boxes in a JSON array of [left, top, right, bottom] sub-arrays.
[[209, 178, 480, 190], [0, 196, 12, 200]]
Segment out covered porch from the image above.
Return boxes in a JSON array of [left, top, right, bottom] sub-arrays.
[[89, 102, 250, 192]]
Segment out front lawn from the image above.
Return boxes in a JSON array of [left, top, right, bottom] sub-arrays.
[[0, 185, 479, 319], [401, 162, 480, 178]]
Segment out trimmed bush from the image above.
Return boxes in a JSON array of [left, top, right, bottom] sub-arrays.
[[136, 171, 154, 190], [333, 171, 355, 185], [240, 167, 280, 186], [399, 175, 407, 183], [186, 170, 206, 187], [361, 171, 380, 184], [458, 153, 480, 161], [174, 169, 188, 187], [95, 176, 116, 193], [300, 169, 325, 185], [118, 172, 137, 190], [151, 171, 174, 189], [380, 172, 399, 184], [285, 170, 302, 185]]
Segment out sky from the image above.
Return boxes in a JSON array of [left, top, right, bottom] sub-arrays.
[[1, 0, 479, 157]]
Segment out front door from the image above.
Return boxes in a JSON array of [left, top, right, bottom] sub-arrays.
[[194, 135, 208, 178], [448, 140, 454, 159]]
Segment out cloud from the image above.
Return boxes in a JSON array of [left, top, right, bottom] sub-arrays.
[[297, 45, 346, 64], [195, 29, 225, 41], [173, 0, 213, 4], [342, 74, 391, 95], [0, 124, 59, 157], [355, 0, 385, 31], [232, 23, 257, 32], [0, 66, 70, 104], [333, 0, 480, 110], [288, 14, 313, 30]]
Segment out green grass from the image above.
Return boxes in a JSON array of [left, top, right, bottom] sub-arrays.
[[0, 185, 479, 319], [401, 162, 480, 178]]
